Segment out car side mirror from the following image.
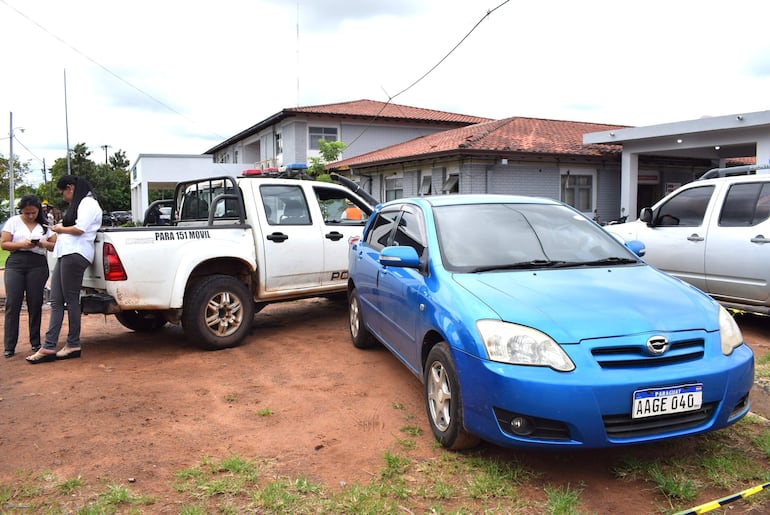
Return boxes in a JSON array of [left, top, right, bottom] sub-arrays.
[[624, 239, 646, 257], [380, 246, 421, 268], [640, 207, 654, 225]]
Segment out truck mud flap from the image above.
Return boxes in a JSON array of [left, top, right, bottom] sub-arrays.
[[81, 293, 121, 315]]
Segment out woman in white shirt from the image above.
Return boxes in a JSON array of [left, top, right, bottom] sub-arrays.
[[27, 175, 103, 364], [2, 195, 56, 358]]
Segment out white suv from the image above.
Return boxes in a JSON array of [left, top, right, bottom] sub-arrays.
[[606, 168, 770, 316]]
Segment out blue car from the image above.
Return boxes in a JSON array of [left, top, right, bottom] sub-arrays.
[[347, 195, 754, 450]]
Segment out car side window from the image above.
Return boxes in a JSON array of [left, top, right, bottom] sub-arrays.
[[654, 186, 714, 227], [719, 182, 770, 227], [392, 209, 426, 258], [365, 208, 400, 252]]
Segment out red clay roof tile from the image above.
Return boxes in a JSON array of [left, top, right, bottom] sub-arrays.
[[331, 117, 628, 168]]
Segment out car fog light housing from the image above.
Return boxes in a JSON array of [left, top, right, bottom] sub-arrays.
[[510, 416, 535, 436]]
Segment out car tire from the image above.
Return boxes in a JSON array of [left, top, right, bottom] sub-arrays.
[[115, 310, 167, 332], [182, 274, 255, 350], [424, 342, 480, 450], [349, 288, 377, 349]]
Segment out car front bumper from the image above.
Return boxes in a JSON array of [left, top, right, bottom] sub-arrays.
[[453, 342, 754, 449]]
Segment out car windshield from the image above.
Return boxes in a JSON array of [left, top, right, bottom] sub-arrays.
[[433, 202, 639, 273]]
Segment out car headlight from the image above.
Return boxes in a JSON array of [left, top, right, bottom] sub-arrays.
[[476, 320, 575, 372], [718, 305, 744, 355]]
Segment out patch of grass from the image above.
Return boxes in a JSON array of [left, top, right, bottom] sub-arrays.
[[649, 464, 698, 502], [0, 248, 8, 268], [400, 425, 422, 436], [395, 437, 417, 450], [753, 428, 770, 458], [224, 394, 238, 403], [543, 483, 584, 515], [57, 475, 83, 495], [5, 411, 770, 514], [256, 407, 273, 416], [380, 451, 410, 480], [754, 353, 770, 381]]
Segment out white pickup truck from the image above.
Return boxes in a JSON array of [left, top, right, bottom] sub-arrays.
[[81, 172, 373, 350], [606, 166, 770, 316]]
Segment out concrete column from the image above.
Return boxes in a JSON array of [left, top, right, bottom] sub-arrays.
[[621, 151, 639, 220], [756, 136, 770, 173]]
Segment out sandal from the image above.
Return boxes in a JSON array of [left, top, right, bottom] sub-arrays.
[[56, 347, 81, 359], [26, 350, 57, 364]]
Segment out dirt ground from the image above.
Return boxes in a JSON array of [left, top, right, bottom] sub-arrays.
[[1, 296, 769, 513]]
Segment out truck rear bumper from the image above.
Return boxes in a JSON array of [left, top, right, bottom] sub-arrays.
[[81, 293, 121, 314]]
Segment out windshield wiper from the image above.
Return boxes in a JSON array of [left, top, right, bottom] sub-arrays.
[[470, 260, 569, 273], [573, 257, 638, 267]]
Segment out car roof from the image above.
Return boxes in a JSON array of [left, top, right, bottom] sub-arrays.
[[693, 173, 770, 186], [381, 194, 560, 209]]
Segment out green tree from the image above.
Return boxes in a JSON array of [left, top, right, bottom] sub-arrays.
[[308, 139, 346, 181], [0, 152, 33, 217], [49, 143, 131, 214]]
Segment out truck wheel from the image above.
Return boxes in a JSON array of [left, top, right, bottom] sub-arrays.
[[182, 274, 255, 350], [115, 310, 167, 332]]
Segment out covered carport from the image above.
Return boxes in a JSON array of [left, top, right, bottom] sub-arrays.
[[584, 110, 770, 220]]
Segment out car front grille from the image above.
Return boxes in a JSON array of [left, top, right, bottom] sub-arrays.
[[603, 402, 716, 439], [591, 338, 705, 368]]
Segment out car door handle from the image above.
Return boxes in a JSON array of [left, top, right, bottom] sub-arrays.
[[325, 231, 344, 241], [687, 233, 704, 242], [751, 235, 770, 244], [267, 232, 289, 243]]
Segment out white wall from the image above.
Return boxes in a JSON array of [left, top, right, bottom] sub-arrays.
[[130, 154, 247, 223]]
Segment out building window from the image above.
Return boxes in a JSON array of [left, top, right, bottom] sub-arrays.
[[420, 172, 432, 195], [234, 150, 239, 164], [442, 174, 459, 194], [275, 133, 283, 154], [309, 127, 337, 150], [561, 173, 593, 212], [385, 177, 403, 201]]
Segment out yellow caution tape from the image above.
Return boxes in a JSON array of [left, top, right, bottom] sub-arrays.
[[673, 482, 770, 515]]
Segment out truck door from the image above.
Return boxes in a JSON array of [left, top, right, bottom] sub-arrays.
[[705, 181, 770, 303], [642, 185, 715, 291], [312, 185, 371, 287], [258, 185, 324, 291]]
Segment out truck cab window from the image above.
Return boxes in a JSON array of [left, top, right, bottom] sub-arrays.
[[654, 186, 714, 227]]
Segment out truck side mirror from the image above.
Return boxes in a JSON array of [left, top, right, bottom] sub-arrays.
[[640, 208, 654, 225]]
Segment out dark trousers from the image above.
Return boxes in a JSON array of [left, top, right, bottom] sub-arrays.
[[43, 253, 90, 350], [4, 252, 49, 352]]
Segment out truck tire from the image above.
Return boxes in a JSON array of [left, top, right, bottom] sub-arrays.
[[182, 274, 255, 350], [115, 310, 167, 332]]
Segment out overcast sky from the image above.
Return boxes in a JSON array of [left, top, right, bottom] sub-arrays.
[[2, 0, 770, 187]]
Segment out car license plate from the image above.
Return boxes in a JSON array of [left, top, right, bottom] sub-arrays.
[[632, 384, 702, 419]]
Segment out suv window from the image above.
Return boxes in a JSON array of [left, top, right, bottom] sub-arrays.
[[720, 182, 770, 227], [654, 186, 714, 227]]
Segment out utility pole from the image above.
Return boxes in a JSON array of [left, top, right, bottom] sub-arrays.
[[9, 112, 15, 214], [101, 144, 111, 165]]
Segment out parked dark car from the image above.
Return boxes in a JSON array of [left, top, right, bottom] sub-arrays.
[[110, 211, 132, 225]]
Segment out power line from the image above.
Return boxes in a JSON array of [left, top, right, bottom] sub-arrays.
[[345, 0, 510, 150]]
